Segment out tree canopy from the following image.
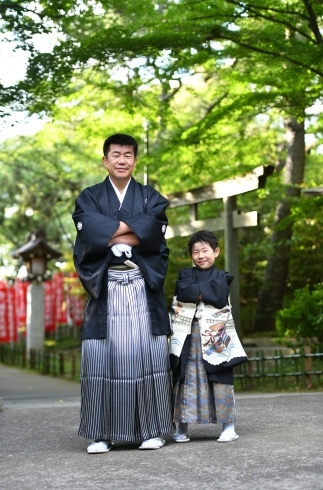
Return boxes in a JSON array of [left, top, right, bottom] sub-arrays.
[[1, 0, 323, 335], [2, 1, 323, 110]]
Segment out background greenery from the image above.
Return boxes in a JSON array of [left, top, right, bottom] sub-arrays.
[[1, 1, 323, 339]]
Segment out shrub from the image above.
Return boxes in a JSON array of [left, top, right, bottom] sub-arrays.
[[276, 284, 323, 346]]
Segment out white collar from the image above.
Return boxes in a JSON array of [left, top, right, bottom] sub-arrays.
[[109, 176, 132, 206]]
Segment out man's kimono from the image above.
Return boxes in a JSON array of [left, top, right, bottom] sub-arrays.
[[72, 176, 171, 339]]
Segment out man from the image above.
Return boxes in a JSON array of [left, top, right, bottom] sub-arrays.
[[72, 133, 173, 453]]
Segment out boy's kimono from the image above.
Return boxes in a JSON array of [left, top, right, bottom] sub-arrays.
[[170, 265, 247, 385]]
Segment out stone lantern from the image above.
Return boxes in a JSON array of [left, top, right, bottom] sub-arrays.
[[11, 228, 62, 352]]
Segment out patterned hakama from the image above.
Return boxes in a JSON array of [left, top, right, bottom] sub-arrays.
[[173, 321, 236, 425], [79, 268, 174, 442]]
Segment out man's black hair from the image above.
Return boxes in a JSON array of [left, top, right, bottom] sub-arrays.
[[103, 133, 139, 157], [188, 230, 219, 255]]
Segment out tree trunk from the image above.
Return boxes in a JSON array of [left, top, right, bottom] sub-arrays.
[[253, 117, 305, 332]]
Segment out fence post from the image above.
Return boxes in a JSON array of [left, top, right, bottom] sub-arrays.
[[22, 348, 26, 368], [304, 346, 312, 389], [43, 352, 50, 375], [71, 354, 76, 378], [29, 349, 36, 369], [247, 359, 254, 390], [59, 353, 65, 377], [52, 353, 57, 377]]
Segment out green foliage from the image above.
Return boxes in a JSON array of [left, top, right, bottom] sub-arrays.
[[2, 1, 323, 117], [276, 284, 323, 345], [1, 66, 323, 330], [288, 194, 323, 294], [1, 0, 323, 335]]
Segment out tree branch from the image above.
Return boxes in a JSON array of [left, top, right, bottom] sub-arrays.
[[226, 0, 309, 21], [160, 79, 182, 102], [210, 31, 323, 78], [52, 209, 74, 247], [303, 0, 323, 44], [189, 10, 314, 44]]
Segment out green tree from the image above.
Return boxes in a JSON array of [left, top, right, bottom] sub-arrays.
[[1, 0, 323, 333], [276, 284, 323, 346]]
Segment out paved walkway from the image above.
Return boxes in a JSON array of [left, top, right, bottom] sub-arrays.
[[0, 365, 323, 489]]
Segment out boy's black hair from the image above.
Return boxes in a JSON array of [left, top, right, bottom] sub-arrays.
[[188, 230, 219, 255], [103, 133, 139, 157]]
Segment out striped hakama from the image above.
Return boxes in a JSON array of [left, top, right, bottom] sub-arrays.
[[79, 268, 174, 442]]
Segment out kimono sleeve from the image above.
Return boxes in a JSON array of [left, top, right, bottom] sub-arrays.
[[72, 186, 119, 299], [175, 268, 200, 303], [199, 272, 233, 308], [123, 186, 168, 253], [72, 186, 119, 265]]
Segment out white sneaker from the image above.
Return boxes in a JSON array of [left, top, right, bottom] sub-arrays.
[[87, 440, 113, 454], [139, 437, 166, 450]]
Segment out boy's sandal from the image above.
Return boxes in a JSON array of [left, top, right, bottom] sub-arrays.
[[217, 432, 239, 443], [173, 433, 190, 443]]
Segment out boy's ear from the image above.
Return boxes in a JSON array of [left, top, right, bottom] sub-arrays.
[[214, 247, 220, 257]]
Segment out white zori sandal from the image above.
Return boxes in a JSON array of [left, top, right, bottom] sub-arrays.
[[87, 440, 114, 454], [173, 433, 190, 443], [173, 422, 190, 443], [139, 437, 166, 450], [217, 423, 239, 443]]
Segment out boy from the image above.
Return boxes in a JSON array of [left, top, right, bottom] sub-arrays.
[[170, 230, 247, 443]]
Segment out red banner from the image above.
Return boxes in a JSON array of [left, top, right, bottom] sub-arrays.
[[0, 281, 8, 342], [7, 285, 18, 342], [43, 281, 56, 332], [53, 272, 67, 325], [0, 281, 18, 342], [15, 280, 28, 330], [0, 273, 86, 342], [68, 294, 86, 327]]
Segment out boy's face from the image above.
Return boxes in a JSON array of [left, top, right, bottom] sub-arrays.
[[191, 241, 220, 270]]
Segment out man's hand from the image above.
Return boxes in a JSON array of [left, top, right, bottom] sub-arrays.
[[108, 231, 139, 247], [112, 221, 133, 238], [111, 244, 132, 258]]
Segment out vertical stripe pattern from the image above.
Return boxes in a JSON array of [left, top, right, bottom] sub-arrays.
[[79, 268, 174, 442]]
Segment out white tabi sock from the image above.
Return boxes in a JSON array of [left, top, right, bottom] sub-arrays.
[[176, 422, 188, 435], [222, 423, 235, 435]]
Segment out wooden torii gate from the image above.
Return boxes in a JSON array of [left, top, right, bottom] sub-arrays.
[[302, 187, 323, 197], [164, 165, 274, 337]]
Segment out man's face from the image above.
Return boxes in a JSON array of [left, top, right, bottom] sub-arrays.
[[191, 241, 220, 270], [103, 144, 137, 182]]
